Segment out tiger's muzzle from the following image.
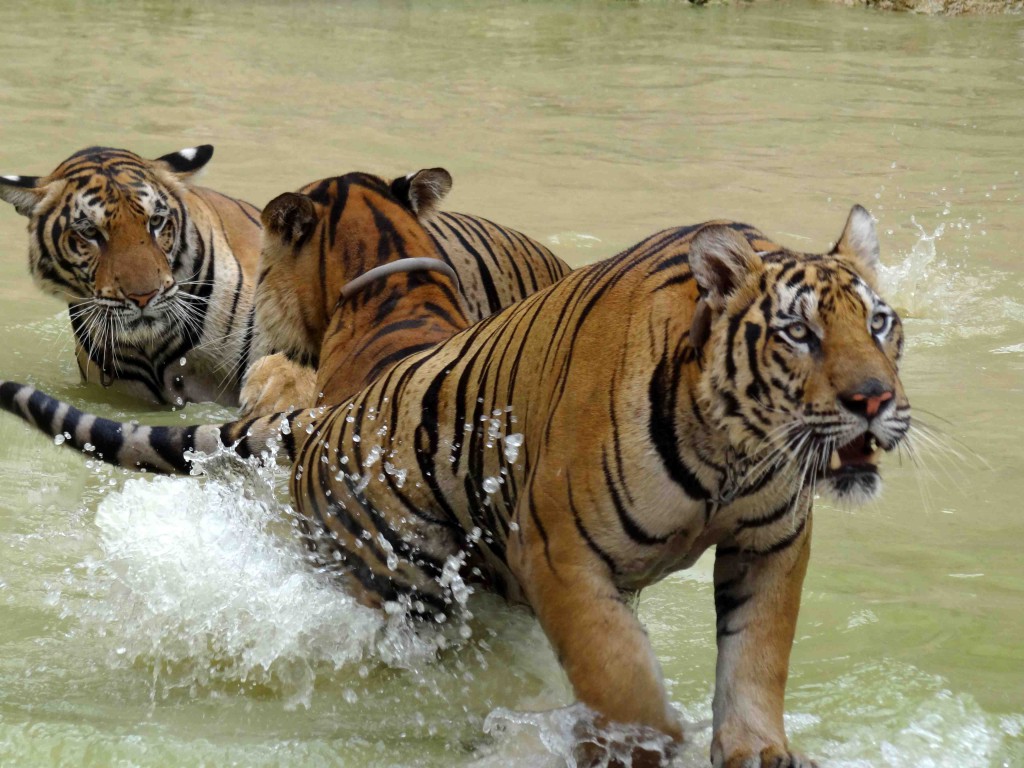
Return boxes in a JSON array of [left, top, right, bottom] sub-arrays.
[[820, 384, 907, 504]]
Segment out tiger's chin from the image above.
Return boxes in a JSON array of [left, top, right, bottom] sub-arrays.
[[821, 433, 883, 505], [91, 312, 176, 347]]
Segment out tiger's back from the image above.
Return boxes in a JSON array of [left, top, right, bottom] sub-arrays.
[[424, 210, 571, 323]]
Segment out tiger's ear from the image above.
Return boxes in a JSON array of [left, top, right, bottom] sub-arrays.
[[261, 192, 317, 247], [153, 145, 215, 179], [390, 168, 453, 219], [0, 174, 45, 217], [688, 225, 763, 311], [832, 204, 879, 276]]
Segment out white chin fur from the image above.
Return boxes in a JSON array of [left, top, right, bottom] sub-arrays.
[[823, 470, 882, 506]]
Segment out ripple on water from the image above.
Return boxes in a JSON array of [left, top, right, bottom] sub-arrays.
[[473, 659, 1023, 768]]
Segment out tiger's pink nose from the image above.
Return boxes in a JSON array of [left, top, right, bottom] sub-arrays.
[[126, 289, 160, 309], [840, 385, 893, 419]]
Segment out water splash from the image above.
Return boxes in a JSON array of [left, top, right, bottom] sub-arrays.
[[878, 217, 1024, 346], [478, 704, 688, 768], [60, 449, 447, 709], [473, 658, 1024, 768]]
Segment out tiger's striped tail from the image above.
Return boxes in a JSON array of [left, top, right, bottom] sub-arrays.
[[0, 380, 301, 474]]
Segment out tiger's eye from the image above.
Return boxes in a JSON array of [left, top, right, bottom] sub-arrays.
[[786, 321, 809, 341], [76, 223, 99, 240], [870, 311, 889, 333], [150, 213, 168, 232]]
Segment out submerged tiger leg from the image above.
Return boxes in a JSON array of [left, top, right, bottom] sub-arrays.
[[507, 497, 683, 765], [710, 511, 816, 768]]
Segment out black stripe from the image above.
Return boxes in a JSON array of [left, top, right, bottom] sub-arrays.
[[148, 426, 197, 472], [757, 514, 808, 556], [432, 213, 502, 315], [25, 388, 59, 433], [648, 351, 711, 501], [568, 483, 619, 576], [735, 500, 793, 531], [602, 452, 667, 546]]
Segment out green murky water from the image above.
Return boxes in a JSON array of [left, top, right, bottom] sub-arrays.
[[0, 1, 1021, 766]]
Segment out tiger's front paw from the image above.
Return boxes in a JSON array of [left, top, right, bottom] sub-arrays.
[[239, 353, 317, 418], [712, 734, 818, 768]]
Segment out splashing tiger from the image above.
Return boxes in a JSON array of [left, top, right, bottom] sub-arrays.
[[0, 205, 910, 767]]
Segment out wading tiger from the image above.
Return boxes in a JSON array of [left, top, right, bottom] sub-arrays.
[[0, 145, 263, 405], [0, 205, 911, 767], [239, 167, 570, 417], [0, 147, 570, 410]]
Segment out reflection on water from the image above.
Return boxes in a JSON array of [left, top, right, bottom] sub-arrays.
[[0, 1, 1022, 767]]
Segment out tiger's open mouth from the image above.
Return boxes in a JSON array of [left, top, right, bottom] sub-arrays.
[[829, 433, 879, 476], [822, 432, 882, 503]]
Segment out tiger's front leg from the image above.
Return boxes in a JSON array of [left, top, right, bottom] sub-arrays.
[[507, 497, 682, 767], [710, 510, 817, 768], [239, 352, 317, 418]]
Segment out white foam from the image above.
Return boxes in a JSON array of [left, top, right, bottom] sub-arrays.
[[66, 452, 442, 709]]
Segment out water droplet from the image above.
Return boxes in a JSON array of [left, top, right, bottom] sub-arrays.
[[482, 477, 501, 494], [365, 446, 383, 468], [503, 433, 523, 463]]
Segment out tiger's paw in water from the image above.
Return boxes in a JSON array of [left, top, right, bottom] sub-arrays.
[[239, 353, 317, 418], [712, 743, 819, 768]]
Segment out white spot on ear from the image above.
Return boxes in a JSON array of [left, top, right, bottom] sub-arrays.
[[179, 147, 198, 161], [2, 175, 21, 182], [405, 172, 416, 181], [847, 207, 880, 271]]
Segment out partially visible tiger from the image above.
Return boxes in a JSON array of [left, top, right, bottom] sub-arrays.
[[0, 145, 263, 405], [240, 168, 474, 415], [239, 167, 571, 417], [0, 205, 911, 767], [0, 147, 570, 411]]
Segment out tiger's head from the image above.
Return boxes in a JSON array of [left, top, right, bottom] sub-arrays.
[[252, 167, 453, 367], [690, 206, 910, 504], [0, 145, 215, 345]]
